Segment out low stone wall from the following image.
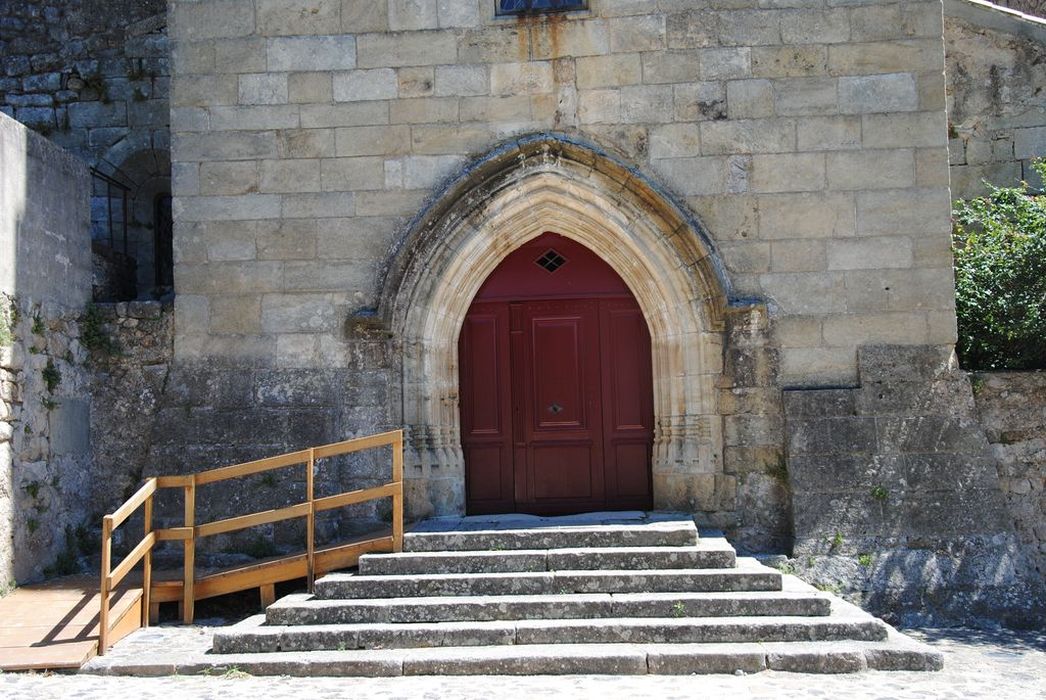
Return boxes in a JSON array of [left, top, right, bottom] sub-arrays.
[[971, 371, 1046, 583], [1, 113, 93, 585]]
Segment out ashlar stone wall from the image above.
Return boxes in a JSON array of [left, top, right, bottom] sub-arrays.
[[165, 0, 960, 531]]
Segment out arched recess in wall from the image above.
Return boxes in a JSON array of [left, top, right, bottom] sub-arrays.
[[380, 134, 733, 519], [96, 145, 172, 298]]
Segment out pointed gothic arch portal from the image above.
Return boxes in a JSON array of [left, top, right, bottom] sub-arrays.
[[381, 134, 732, 520], [460, 232, 655, 515]]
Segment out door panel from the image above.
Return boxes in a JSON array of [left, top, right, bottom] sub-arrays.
[[519, 299, 605, 513], [600, 300, 654, 507], [459, 304, 514, 514]]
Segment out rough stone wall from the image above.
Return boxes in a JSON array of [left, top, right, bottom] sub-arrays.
[[0, 0, 172, 294], [0, 112, 94, 585], [944, 2, 1046, 196], [995, 0, 1046, 18], [781, 345, 1044, 626], [971, 371, 1046, 582]]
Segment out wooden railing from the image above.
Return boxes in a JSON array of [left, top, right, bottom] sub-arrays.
[[98, 430, 404, 654]]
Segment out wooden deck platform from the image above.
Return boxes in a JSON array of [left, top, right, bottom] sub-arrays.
[[0, 576, 143, 671]]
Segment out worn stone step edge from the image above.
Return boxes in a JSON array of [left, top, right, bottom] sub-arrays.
[[267, 589, 833, 625], [403, 522, 699, 552], [85, 636, 942, 677], [315, 566, 783, 599], [359, 541, 736, 576], [212, 612, 889, 654]]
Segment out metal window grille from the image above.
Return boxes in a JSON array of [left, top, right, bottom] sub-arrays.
[[497, 0, 587, 16], [90, 168, 131, 256]]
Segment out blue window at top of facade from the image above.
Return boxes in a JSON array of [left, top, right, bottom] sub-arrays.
[[497, 0, 587, 15]]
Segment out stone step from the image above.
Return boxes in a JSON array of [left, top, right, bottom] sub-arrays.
[[403, 519, 698, 552], [212, 613, 889, 654], [315, 564, 782, 600], [266, 589, 833, 625], [86, 633, 944, 677], [358, 540, 736, 576]]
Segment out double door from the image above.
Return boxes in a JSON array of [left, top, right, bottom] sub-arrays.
[[459, 296, 653, 515]]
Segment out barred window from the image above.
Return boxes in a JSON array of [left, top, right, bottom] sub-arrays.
[[497, 0, 587, 16]]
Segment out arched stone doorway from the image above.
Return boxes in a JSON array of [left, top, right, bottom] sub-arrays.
[[460, 232, 655, 516], [380, 134, 731, 520]]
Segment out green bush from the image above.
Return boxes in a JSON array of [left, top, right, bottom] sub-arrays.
[[952, 161, 1046, 370]]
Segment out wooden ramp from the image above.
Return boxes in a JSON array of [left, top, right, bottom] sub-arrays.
[[0, 576, 143, 671]]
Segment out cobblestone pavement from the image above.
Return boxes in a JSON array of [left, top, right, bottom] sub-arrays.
[[1, 627, 1043, 699]]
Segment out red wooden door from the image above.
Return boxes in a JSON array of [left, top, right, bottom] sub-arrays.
[[459, 233, 653, 515]]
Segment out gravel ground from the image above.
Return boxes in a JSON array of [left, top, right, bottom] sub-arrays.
[[1, 626, 1043, 699]]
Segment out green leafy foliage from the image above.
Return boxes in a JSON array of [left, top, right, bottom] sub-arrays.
[[952, 161, 1046, 370]]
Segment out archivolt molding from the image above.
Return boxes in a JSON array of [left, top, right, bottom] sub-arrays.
[[381, 134, 732, 518]]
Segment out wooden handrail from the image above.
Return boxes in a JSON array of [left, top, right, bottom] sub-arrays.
[[97, 429, 405, 655]]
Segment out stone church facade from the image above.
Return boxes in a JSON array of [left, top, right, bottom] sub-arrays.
[[1, 1, 1044, 624]]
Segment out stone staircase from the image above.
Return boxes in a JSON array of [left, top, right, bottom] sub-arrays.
[[203, 514, 942, 676]]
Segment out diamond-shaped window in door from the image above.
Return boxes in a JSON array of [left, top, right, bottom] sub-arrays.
[[536, 249, 568, 273], [497, 1, 587, 16]]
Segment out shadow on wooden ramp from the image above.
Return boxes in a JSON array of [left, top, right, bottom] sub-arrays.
[[0, 575, 143, 671]]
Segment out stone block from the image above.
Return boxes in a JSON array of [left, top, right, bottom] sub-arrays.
[[1014, 126, 1046, 159], [357, 32, 458, 68], [770, 239, 826, 273], [673, 82, 726, 122], [289, 73, 334, 104], [174, 194, 282, 222], [826, 150, 915, 191], [576, 54, 642, 89], [398, 67, 435, 98], [214, 37, 268, 72], [609, 15, 665, 53], [300, 102, 390, 128], [282, 192, 356, 218], [257, 0, 342, 36], [726, 79, 773, 119], [67, 101, 126, 128], [335, 125, 411, 156], [700, 48, 751, 80], [437, 0, 479, 29], [210, 296, 262, 334], [260, 159, 322, 193], [838, 73, 918, 115], [171, 0, 255, 41], [490, 62, 554, 96], [388, 0, 438, 31], [173, 131, 279, 161], [828, 40, 944, 76], [750, 153, 825, 193], [827, 237, 913, 271], [855, 188, 950, 236], [435, 65, 488, 97], [787, 416, 878, 456], [772, 77, 838, 116], [239, 74, 288, 105], [342, 0, 389, 33], [333, 69, 399, 102], [262, 294, 337, 333], [649, 123, 701, 159], [752, 46, 827, 78], [531, 18, 609, 59], [862, 112, 947, 149], [700, 119, 794, 156], [210, 105, 301, 131], [277, 129, 337, 159], [620, 85, 674, 123], [797, 115, 861, 151], [758, 271, 846, 315], [411, 125, 491, 154], [320, 157, 385, 191], [779, 9, 850, 45], [257, 220, 319, 260], [653, 156, 736, 197], [199, 160, 261, 195], [718, 10, 781, 47], [268, 36, 358, 72]]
